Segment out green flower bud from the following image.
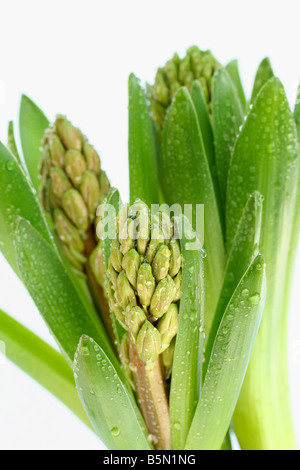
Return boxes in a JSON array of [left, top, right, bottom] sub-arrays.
[[64, 149, 87, 188], [124, 303, 147, 340], [55, 115, 82, 151], [136, 321, 162, 364], [50, 167, 72, 200], [145, 234, 165, 264], [61, 243, 85, 271], [130, 201, 150, 255], [157, 303, 179, 352], [115, 271, 136, 310], [48, 133, 65, 167], [169, 239, 181, 278], [152, 244, 171, 282], [83, 142, 101, 174], [149, 47, 220, 131], [62, 189, 89, 232], [99, 170, 110, 199], [54, 209, 85, 253], [107, 282, 126, 327], [173, 270, 182, 302], [80, 170, 101, 221], [107, 262, 118, 288], [119, 218, 135, 255], [122, 249, 141, 290], [152, 69, 170, 106], [110, 238, 123, 272], [162, 338, 176, 375], [150, 275, 176, 319], [89, 242, 105, 286], [107, 202, 182, 364], [137, 263, 156, 307]]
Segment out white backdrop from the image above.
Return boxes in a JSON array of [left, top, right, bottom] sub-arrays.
[[0, 0, 299, 450]]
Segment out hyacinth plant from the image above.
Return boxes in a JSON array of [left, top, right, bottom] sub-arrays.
[[0, 46, 299, 450]]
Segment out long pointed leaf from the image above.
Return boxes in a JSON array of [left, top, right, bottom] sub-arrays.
[[7, 121, 21, 164], [0, 142, 51, 275], [212, 68, 244, 202], [100, 187, 125, 349], [161, 87, 226, 338], [228, 78, 298, 450], [74, 335, 151, 450], [226, 59, 247, 113], [170, 215, 204, 449], [250, 58, 274, 104], [185, 255, 266, 450], [128, 74, 160, 206], [205, 191, 263, 378], [0, 309, 91, 429], [191, 80, 223, 226], [19, 94, 49, 191]]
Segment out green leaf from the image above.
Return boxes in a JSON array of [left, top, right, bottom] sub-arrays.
[[15, 218, 118, 371], [128, 74, 160, 206], [100, 187, 125, 349], [205, 191, 263, 378], [250, 58, 274, 104], [227, 78, 299, 450], [101, 187, 122, 270], [0, 309, 91, 429], [0, 142, 51, 275], [19, 94, 49, 191], [169, 215, 204, 450], [162, 87, 226, 339], [185, 254, 266, 450], [191, 80, 223, 226], [7, 121, 21, 164], [191, 80, 216, 177], [212, 68, 244, 201], [226, 59, 247, 113], [74, 335, 151, 450]]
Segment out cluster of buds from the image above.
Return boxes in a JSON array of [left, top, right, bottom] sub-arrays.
[[106, 202, 182, 369], [149, 46, 220, 129], [40, 115, 110, 274]]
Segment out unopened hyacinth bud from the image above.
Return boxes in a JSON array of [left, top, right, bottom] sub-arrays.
[[40, 115, 110, 274], [149, 46, 220, 130], [106, 201, 182, 365]]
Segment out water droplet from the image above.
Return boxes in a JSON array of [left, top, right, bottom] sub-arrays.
[[242, 289, 249, 297], [249, 293, 260, 305], [111, 426, 120, 437]]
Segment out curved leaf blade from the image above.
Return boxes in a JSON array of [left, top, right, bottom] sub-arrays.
[[0, 142, 51, 275], [212, 68, 244, 201], [185, 255, 266, 450], [226, 59, 247, 113], [74, 335, 151, 450], [19, 94, 49, 191], [100, 187, 125, 349], [162, 87, 226, 338], [170, 215, 204, 449], [7, 121, 21, 164], [227, 78, 299, 449], [128, 74, 160, 206], [205, 191, 263, 378], [250, 58, 274, 104]]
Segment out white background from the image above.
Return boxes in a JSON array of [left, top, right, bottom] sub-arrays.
[[0, 0, 300, 450]]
